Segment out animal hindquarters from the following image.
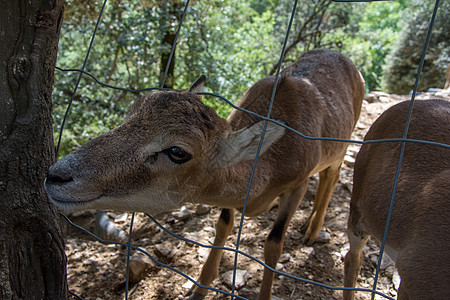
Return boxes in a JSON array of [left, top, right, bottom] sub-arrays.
[[344, 99, 450, 299]]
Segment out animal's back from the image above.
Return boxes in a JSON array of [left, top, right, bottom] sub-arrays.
[[282, 49, 365, 122], [231, 49, 364, 134], [354, 100, 450, 244], [228, 49, 365, 189]]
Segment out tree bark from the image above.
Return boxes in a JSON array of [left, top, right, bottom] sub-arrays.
[[0, 1, 67, 299], [159, 1, 183, 89]]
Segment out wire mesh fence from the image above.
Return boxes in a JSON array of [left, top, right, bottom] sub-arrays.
[[52, 0, 448, 299]]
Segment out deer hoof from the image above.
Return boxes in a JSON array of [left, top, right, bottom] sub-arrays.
[[302, 236, 315, 246], [185, 287, 206, 300]]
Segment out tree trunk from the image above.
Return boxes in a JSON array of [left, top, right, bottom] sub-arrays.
[[159, 1, 183, 89], [0, 1, 67, 299]]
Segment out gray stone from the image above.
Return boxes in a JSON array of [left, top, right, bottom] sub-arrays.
[[126, 254, 153, 283], [221, 269, 249, 290], [172, 205, 193, 220], [195, 204, 210, 215], [392, 269, 401, 290], [315, 231, 331, 243]]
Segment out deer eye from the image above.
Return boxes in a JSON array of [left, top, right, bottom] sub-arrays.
[[164, 146, 192, 164]]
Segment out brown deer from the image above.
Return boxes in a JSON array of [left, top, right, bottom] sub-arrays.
[[344, 99, 450, 300], [45, 49, 365, 300]]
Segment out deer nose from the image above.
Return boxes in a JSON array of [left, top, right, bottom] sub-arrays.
[[46, 172, 73, 184]]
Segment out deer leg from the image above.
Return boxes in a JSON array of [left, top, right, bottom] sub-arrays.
[[258, 183, 307, 300], [302, 161, 342, 245], [186, 208, 235, 300], [343, 227, 369, 300]]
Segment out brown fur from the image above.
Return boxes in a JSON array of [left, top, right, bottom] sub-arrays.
[[344, 99, 450, 300], [46, 49, 364, 299]]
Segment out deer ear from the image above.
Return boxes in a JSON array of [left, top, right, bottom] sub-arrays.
[[189, 75, 206, 94], [215, 120, 286, 167]]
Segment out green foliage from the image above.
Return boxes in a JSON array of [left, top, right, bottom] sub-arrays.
[[331, 1, 406, 92], [382, 0, 449, 94], [53, 0, 414, 157]]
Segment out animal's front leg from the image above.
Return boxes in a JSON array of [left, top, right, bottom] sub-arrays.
[[186, 208, 235, 300], [258, 183, 307, 300]]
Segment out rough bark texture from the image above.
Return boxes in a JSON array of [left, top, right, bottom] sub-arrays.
[[159, 1, 183, 89], [0, 1, 67, 299]]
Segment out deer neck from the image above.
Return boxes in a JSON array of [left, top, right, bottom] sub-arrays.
[[194, 158, 278, 214]]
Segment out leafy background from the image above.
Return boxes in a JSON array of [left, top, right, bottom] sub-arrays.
[[53, 0, 449, 157]]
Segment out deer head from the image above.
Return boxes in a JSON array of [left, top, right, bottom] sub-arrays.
[[45, 76, 286, 214]]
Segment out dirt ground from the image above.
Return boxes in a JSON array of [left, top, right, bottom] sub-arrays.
[[63, 89, 450, 300]]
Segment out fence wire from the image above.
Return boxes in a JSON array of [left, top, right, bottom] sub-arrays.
[[53, 0, 447, 299]]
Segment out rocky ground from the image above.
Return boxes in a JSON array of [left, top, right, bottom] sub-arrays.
[[63, 89, 450, 300]]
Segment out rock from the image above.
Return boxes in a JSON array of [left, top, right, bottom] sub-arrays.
[[82, 258, 96, 266], [238, 288, 284, 300], [184, 231, 205, 245], [238, 288, 257, 298], [380, 254, 394, 269], [370, 254, 378, 265], [364, 91, 388, 103], [301, 246, 315, 256], [126, 254, 153, 283], [379, 96, 390, 103], [384, 266, 395, 278], [369, 252, 394, 270], [342, 181, 353, 192], [182, 280, 194, 290], [112, 212, 128, 223], [365, 91, 392, 103], [392, 269, 401, 290], [197, 246, 210, 263], [203, 226, 215, 233], [373, 91, 390, 97], [346, 144, 361, 155], [344, 154, 356, 167], [315, 231, 331, 243], [279, 253, 291, 263], [338, 244, 350, 259], [364, 93, 377, 103], [154, 245, 172, 261], [195, 204, 210, 215], [221, 269, 249, 290], [172, 206, 193, 220]]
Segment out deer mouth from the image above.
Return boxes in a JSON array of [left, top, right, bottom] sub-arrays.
[[47, 194, 103, 212], [44, 177, 103, 212]]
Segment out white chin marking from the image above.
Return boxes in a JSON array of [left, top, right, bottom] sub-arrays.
[[49, 189, 184, 216], [49, 196, 98, 213]]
